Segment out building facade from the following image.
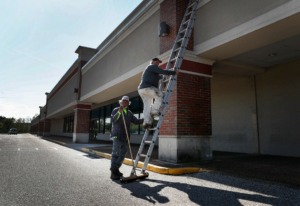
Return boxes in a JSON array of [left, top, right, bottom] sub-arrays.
[[31, 0, 300, 161]]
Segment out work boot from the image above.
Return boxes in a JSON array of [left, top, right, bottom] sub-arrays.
[[116, 169, 123, 177], [143, 123, 152, 129], [150, 110, 161, 117], [110, 168, 120, 180], [110, 172, 120, 180]]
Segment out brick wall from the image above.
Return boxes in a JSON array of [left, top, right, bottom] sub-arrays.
[[44, 119, 51, 132], [74, 104, 91, 133], [160, 0, 194, 54], [160, 60, 212, 136]]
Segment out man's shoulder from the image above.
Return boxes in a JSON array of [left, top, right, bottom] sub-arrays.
[[146, 64, 158, 70], [112, 107, 119, 113]]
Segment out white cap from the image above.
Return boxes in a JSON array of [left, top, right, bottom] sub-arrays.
[[119, 96, 131, 105]]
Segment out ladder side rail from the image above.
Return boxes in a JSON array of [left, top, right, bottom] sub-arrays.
[[137, 0, 201, 174], [161, 1, 199, 94], [159, 0, 196, 88], [141, 106, 168, 171], [141, 82, 175, 171], [131, 129, 150, 173], [141, 129, 160, 171], [172, 3, 198, 70], [161, 0, 200, 120], [159, 0, 199, 91]]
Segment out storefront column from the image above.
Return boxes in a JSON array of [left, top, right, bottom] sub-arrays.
[[73, 104, 91, 143], [159, 60, 213, 162], [38, 121, 44, 136], [43, 119, 51, 137]]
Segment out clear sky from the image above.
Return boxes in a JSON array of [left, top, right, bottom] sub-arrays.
[[0, 0, 142, 121]]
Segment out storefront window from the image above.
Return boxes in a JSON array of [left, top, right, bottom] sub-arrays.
[[90, 96, 144, 135], [130, 113, 140, 134], [105, 117, 111, 134], [63, 115, 74, 133]]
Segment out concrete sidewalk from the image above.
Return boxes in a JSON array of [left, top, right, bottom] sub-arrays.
[[42, 136, 300, 188]]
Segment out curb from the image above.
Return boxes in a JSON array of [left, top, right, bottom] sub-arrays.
[[41, 138, 205, 175], [81, 148, 205, 175], [43, 138, 67, 146]]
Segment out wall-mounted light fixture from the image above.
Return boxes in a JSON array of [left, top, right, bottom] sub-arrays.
[[159, 21, 170, 37]]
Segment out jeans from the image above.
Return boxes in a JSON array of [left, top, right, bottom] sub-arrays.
[[111, 138, 128, 170], [138, 87, 163, 125]]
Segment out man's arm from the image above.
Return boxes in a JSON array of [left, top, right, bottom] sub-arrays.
[[129, 111, 143, 124], [153, 65, 176, 76], [111, 108, 121, 123]]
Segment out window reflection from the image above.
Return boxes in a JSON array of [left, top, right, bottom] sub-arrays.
[[90, 96, 144, 135]]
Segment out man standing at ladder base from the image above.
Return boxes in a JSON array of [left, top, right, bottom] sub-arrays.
[[138, 58, 176, 129], [110, 96, 143, 180]]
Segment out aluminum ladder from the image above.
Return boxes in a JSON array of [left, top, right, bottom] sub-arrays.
[[131, 0, 200, 175]]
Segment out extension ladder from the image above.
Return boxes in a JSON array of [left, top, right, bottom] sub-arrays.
[[131, 0, 200, 176]]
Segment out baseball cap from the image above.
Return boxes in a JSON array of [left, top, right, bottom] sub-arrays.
[[152, 57, 162, 63]]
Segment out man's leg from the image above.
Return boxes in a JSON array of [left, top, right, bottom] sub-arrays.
[[138, 88, 154, 126], [116, 141, 128, 175], [111, 139, 123, 179], [151, 87, 163, 115]]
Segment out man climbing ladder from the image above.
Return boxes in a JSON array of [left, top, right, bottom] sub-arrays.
[[138, 57, 176, 129]]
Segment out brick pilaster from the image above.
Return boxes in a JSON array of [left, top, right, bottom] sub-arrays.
[[161, 60, 212, 136], [73, 104, 91, 143], [160, 0, 193, 54], [159, 60, 212, 162], [43, 119, 51, 136]]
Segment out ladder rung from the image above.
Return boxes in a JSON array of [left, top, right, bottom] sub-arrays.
[[177, 38, 184, 43], [144, 141, 153, 145], [188, 1, 197, 9], [182, 19, 190, 26], [139, 154, 147, 158], [179, 28, 187, 35], [173, 47, 181, 53], [148, 127, 158, 131], [170, 57, 176, 63], [185, 11, 193, 17]]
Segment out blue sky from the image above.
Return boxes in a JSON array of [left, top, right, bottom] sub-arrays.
[[0, 0, 142, 120]]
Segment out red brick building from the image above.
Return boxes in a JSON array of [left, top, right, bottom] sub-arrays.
[[31, 0, 300, 161]]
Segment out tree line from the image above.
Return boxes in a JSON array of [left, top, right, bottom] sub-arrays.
[[0, 116, 31, 134]]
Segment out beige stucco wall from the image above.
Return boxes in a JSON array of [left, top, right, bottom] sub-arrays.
[[194, 0, 290, 45], [256, 60, 300, 157], [47, 74, 78, 117], [211, 74, 259, 153], [81, 11, 160, 97], [50, 118, 67, 137], [211, 59, 300, 157]]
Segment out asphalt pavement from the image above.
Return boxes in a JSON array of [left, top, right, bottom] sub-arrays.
[[1, 133, 300, 205], [43, 135, 300, 188]]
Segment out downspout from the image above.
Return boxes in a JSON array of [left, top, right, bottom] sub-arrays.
[[253, 75, 260, 154]]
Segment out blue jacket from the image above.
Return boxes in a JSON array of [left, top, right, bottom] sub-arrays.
[[110, 107, 143, 142]]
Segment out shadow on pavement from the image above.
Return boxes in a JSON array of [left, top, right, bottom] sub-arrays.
[[118, 177, 296, 205], [42, 135, 300, 188]]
